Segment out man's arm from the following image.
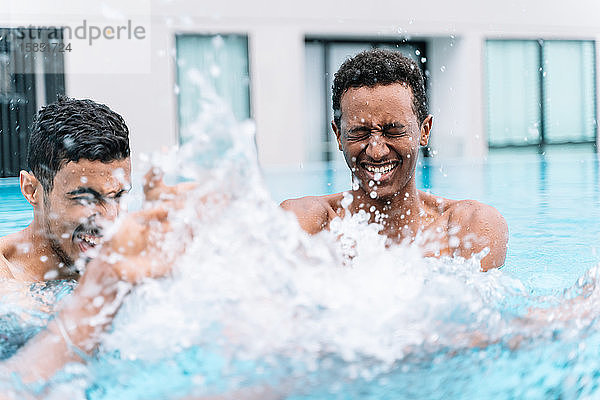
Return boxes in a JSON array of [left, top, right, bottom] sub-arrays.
[[1, 257, 127, 383], [0, 207, 177, 384], [280, 196, 331, 235], [0, 258, 14, 279], [0, 238, 17, 279], [450, 200, 509, 271]]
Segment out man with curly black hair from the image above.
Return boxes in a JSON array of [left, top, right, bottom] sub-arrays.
[[0, 97, 132, 281], [282, 49, 508, 271]]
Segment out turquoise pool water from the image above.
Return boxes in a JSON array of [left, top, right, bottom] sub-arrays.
[[0, 178, 33, 239], [2, 147, 600, 399]]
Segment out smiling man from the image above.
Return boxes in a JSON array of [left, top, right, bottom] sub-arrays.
[[281, 49, 508, 271], [0, 97, 131, 281]]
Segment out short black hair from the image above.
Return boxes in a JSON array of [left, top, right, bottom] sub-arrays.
[[27, 97, 130, 193], [332, 48, 428, 128]]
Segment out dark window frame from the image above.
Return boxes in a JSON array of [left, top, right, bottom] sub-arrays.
[[0, 27, 66, 178]]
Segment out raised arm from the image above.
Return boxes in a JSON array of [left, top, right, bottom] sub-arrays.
[[0, 207, 178, 385]]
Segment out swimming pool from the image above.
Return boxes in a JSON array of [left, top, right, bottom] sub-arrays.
[[2, 146, 600, 399], [263, 146, 600, 293], [0, 178, 33, 239], [6, 149, 600, 294]]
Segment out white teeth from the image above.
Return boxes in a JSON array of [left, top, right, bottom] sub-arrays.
[[365, 163, 396, 174], [80, 234, 100, 246]]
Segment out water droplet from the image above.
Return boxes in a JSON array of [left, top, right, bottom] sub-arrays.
[[341, 192, 354, 208], [93, 296, 105, 307], [449, 236, 460, 248], [211, 35, 224, 49], [209, 64, 221, 77], [43, 269, 58, 280], [370, 191, 377, 199]]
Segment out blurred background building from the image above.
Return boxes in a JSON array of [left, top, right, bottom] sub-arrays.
[[1, 0, 599, 176]]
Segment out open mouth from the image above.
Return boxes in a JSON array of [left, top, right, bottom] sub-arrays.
[[74, 231, 103, 253], [360, 160, 401, 181]]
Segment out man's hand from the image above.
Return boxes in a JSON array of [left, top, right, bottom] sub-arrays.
[[98, 207, 181, 284], [1, 206, 185, 384], [143, 168, 197, 204]]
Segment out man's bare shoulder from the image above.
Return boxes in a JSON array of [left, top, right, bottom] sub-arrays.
[[280, 193, 344, 234], [419, 192, 498, 230], [418, 190, 458, 213], [446, 199, 508, 270], [446, 199, 506, 229], [0, 233, 18, 279]]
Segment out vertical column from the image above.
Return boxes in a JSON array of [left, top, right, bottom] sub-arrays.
[[250, 27, 305, 167], [428, 33, 487, 159], [461, 33, 487, 159]]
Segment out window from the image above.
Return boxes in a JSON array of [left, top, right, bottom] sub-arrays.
[[175, 34, 250, 144], [0, 28, 66, 178], [485, 39, 597, 149], [304, 39, 428, 164], [543, 41, 596, 143]]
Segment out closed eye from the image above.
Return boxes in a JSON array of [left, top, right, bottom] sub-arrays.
[[382, 122, 407, 137], [72, 196, 98, 205], [384, 128, 407, 137], [68, 187, 103, 206], [346, 126, 371, 140], [113, 189, 128, 200]]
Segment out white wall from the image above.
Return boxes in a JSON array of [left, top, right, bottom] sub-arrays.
[[250, 28, 305, 165], [66, 19, 177, 161], [4, 0, 600, 166], [428, 35, 487, 159]]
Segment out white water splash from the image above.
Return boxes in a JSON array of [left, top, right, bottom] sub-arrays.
[[7, 72, 600, 399], [80, 111, 532, 397]]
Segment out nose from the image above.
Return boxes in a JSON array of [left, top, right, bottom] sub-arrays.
[[365, 134, 390, 161], [98, 199, 120, 221]]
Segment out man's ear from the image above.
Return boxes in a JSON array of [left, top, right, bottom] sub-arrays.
[[20, 171, 43, 207], [419, 115, 433, 146], [332, 121, 343, 151]]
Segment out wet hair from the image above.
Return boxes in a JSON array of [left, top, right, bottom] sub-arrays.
[[332, 48, 428, 128], [27, 97, 130, 193]]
